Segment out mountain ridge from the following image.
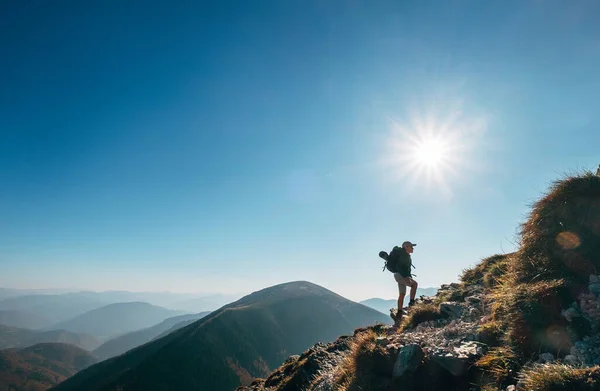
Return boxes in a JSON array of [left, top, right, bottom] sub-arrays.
[[50, 280, 389, 391]]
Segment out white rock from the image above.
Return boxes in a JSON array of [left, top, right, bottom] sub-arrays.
[[564, 354, 579, 364], [506, 386, 516, 391], [539, 352, 555, 363]]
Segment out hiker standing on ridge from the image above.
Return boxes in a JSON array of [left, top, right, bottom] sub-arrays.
[[380, 241, 418, 325]]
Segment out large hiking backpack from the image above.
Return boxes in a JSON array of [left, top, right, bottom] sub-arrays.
[[379, 247, 416, 276], [379, 247, 400, 273]]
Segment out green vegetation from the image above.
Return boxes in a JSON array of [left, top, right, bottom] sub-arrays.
[[518, 364, 600, 390]]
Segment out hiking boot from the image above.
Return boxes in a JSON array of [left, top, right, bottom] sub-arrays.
[[408, 299, 416, 307]]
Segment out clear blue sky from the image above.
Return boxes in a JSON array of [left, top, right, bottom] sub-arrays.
[[1, 1, 599, 301]]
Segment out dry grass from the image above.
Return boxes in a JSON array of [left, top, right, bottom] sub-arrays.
[[461, 254, 512, 288], [332, 328, 394, 391], [475, 346, 521, 386], [518, 363, 600, 390], [491, 278, 572, 357], [513, 173, 600, 285], [477, 321, 503, 347], [399, 303, 444, 331]]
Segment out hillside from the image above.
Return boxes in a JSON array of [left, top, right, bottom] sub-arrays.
[[0, 343, 97, 391], [93, 312, 211, 360], [0, 310, 53, 330], [49, 302, 186, 339], [238, 171, 600, 391], [50, 281, 389, 391], [0, 325, 101, 351], [0, 294, 108, 325], [360, 288, 439, 314]]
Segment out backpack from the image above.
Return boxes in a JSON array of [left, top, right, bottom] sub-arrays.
[[379, 247, 401, 273], [379, 247, 417, 276]]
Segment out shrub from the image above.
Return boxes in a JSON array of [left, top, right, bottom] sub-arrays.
[[518, 363, 600, 390]]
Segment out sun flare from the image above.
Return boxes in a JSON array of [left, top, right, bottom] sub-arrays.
[[379, 107, 485, 198], [413, 138, 448, 168]]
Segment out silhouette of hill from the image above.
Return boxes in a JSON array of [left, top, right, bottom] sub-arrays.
[[0, 343, 97, 391], [0, 294, 109, 325], [0, 310, 53, 330], [0, 325, 101, 351], [50, 281, 389, 391], [49, 302, 186, 339], [93, 312, 211, 360]]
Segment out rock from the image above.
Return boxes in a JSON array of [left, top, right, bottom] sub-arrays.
[[393, 344, 424, 378], [431, 354, 469, 377], [454, 341, 488, 358], [506, 386, 516, 391], [561, 307, 581, 322], [465, 296, 481, 304], [564, 354, 579, 364], [440, 302, 463, 318], [590, 275, 600, 284], [589, 283, 600, 296], [538, 352, 555, 363], [376, 337, 389, 346], [450, 283, 461, 289]]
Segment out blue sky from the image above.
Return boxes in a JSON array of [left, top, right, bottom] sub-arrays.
[[1, 1, 599, 301]]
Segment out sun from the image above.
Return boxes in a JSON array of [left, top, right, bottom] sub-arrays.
[[413, 138, 448, 168], [378, 107, 485, 198]]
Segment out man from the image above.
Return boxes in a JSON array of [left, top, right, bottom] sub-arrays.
[[389, 241, 418, 325]]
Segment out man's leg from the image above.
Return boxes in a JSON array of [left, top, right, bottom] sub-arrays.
[[408, 278, 418, 305], [393, 273, 407, 325]]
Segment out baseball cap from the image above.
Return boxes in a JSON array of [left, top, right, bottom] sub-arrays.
[[402, 241, 417, 248]]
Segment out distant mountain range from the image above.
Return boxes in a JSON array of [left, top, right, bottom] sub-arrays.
[[93, 311, 211, 360], [0, 310, 53, 329], [359, 287, 439, 314], [0, 294, 110, 325], [47, 302, 186, 339], [0, 324, 101, 351], [0, 288, 242, 315], [0, 343, 97, 391], [50, 281, 390, 391]]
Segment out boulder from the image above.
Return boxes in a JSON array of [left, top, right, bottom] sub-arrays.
[[440, 302, 463, 319], [431, 341, 487, 377], [589, 283, 600, 296], [393, 344, 424, 378], [538, 352, 554, 363]]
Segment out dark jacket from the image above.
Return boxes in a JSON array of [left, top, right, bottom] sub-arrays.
[[389, 246, 413, 278]]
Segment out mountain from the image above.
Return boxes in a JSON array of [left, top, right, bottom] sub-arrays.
[[0, 324, 102, 351], [93, 312, 211, 360], [238, 172, 600, 391], [359, 287, 439, 314], [49, 302, 186, 339], [0, 343, 97, 391], [0, 294, 109, 325], [50, 281, 389, 391], [0, 310, 53, 329]]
